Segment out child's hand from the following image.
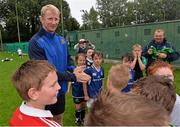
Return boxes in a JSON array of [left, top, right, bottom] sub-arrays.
[[137, 52, 142, 58], [157, 53, 167, 59], [147, 48, 153, 55], [84, 95, 89, 101]]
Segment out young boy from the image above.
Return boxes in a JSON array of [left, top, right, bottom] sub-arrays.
[[121, 53, 135, 92], [86, 47, 94, 67], [107, 64, 130, 94], [131, 44, 147, 80], [147, 60, 180, 125], [83, 51, 104, 108], [10, 60, 61, 126], [84, 93, 170, 126], [131, 75, 176, 115]]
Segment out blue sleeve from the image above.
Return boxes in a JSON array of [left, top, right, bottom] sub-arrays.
[[166, 44, 180, 62], [67, 46, 75, 72], [28, 40, 47, 60], [142, 43, 151, 58]]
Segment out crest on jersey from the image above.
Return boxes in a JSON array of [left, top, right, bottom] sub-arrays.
[[61, 38, 65, 44], [92, 73, 97, 76]]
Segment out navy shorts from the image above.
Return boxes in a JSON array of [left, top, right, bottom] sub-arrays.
[[45, 94, 65, 115]]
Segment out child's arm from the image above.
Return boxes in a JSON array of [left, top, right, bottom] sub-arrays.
[[137, 56, 146, 70], [83, 82, 89, 101]]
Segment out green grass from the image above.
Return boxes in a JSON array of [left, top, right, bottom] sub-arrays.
[[0, 52, 111, 126], [0, 52, 180, 126]]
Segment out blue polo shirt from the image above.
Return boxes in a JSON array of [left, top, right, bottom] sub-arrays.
[[29, 28, 72, 95]]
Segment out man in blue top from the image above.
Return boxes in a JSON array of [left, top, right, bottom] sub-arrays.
[[142, 29, 180, 72], [28, 4, 90, 125]]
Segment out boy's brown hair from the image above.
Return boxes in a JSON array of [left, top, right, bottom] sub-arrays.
[[92, 51, 103, 59], [85, 92, 169, 126], [131, 75, 176, 114], [148, 60, 173, 75], [107, 64, 129, 90], [12, 60, 56, 101]]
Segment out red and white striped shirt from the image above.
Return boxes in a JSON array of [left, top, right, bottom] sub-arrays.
[[10, 102, 61, 126]]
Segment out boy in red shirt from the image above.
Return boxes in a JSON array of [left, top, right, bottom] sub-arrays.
[[9, 60, 61, 126]]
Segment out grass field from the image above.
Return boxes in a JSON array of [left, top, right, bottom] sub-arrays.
[[0, 52, 180, 125]]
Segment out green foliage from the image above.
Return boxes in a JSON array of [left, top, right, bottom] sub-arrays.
[[0, 0, 80, 42], [81, 7, 101, 30], [81, 0, 180, 28]]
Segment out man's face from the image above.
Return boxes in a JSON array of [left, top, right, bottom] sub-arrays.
[[40, 9, 60, 33], [154, 31, 164, 43]]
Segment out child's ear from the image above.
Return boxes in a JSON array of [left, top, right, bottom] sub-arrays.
[[28, 88, 39, 101]]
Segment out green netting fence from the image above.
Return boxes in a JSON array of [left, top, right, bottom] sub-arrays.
[[3, 42, 29, 53]]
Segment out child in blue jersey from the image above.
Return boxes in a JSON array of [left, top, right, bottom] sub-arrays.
[[107, 64, 130, 94], [86, 47, 94, 67], [72, 53, 86, 126], [83, 51, 104, 108], [121, 53, 135, 92]]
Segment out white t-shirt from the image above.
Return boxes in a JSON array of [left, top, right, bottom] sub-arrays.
[[17, 49, 22, 55], [170, 94, 180, 126]]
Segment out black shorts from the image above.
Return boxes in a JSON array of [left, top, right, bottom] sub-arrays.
[[45, 94, 65, 115], [73, 97, 84, 104]]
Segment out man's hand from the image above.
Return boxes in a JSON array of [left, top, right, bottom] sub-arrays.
[[157, 53, 167, 59], [147, 48, 153, 55], [74, 66, 91, 83]]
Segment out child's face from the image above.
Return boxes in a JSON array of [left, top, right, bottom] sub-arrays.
[[86, 49, 94, 58], [133, 47, 142, 56], [77, 55, 86, 66], [154, 67, 174, 81], [35, 71, 60, 108], [93, 54, 102, 67]]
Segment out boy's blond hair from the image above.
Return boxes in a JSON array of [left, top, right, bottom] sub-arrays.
[[41, 4, 60, 17], [12, 60, 56, 101], [85, 93, 169, 126], [108, 64, 129, 90], [132, 43, 142, 50]]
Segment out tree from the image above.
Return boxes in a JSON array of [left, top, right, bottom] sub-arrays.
[[0, 0, 80, 42], [81, 7, 101, 30], [96, 0, 127, 27]]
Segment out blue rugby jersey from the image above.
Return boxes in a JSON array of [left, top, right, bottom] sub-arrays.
[[29, 28, 75, 95], [84, 65, 104, 98], [122, 69, 135, 93]]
